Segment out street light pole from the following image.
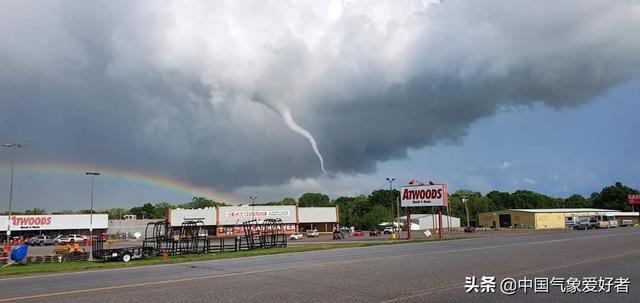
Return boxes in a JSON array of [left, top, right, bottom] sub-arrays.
[[86, 172, 100, 261], [396, 195, 401, 238], [461, 195, 470, 227], [2, 143, 25, 241], [249, 196, 257, 220], [385, 178, 395, 234]]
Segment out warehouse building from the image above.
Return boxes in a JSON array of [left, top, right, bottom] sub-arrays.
[[298, 207, 339, 232], [168, 205, 338, 236], [478, 208, 617, 229]]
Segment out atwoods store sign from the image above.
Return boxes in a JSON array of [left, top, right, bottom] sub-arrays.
[[0, 214, 109, 231], [11, 216, 53, 228], [400, 184, 449, 207]]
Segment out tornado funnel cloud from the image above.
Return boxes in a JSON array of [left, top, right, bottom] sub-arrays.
[[273, 104, 327, 174]]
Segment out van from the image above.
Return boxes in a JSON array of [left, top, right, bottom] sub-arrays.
[[565, 216, 578, 228], [591, 215, 618, 228], [605, 215, 618, 228]]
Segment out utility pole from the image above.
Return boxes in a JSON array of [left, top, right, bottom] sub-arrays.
[[86, 172, 100, 261], [385, 178, 395, 235], [461, 195, 470, 227], [396, 195, 401, 238], [2, 143, 25, 241]]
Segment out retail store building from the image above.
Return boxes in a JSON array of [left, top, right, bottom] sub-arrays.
[[0, 214, 108, 239], [478, 208, 617, 229], [169, 205, 339, 236]]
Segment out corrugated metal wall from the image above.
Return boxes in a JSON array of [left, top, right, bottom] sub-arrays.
[[298, 207, 337, 223]]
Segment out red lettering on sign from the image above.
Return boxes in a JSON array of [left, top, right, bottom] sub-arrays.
[[9, 216, 52, 226], [403, 187, 446, 201]]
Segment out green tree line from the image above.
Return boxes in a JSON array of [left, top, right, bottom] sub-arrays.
[[9, 182, 638, 229]]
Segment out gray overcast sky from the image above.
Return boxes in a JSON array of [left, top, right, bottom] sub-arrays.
[[1, 1, 639, 210]]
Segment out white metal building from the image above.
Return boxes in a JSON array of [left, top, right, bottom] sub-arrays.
[[399, 214, 461, 230], [168, 206, 338, 236], [298, 207, 339, 232]]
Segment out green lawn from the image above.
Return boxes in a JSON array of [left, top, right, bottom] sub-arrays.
[[0, 236, 469, 277]]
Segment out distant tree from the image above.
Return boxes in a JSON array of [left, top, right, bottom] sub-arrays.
[[105, 208, 128, 220], [178, 197, 226, 209], [334, 195, 358, 227], [361, 205, 393, 229], [24, 208, 46, 215], [52, 209, 77, 214], [280, 197, 297, 205], [511, 190, 562, 209], [592, 182, 639, 211], [449, 191, 490, 224], [334, 195, 369, 228], [130, 203, 156, 219], [565, 194, 590, 208], [129, 207, 143, 219], [298, 193, 331, 207], [486, 191, 512, 210], [367, 189, 400, 215], [264, 197, 297, 205], [446, 194, 466, 220], [153, 202, 174, 219]]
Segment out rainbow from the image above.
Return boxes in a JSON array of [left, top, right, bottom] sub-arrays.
[[0, 161, 239, 204]]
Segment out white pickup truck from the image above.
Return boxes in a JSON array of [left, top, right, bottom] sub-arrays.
[[588, 215, 619, 228], [306, 229, 319, 237]]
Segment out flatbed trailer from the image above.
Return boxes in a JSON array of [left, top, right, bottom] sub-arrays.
[[92, 238, 158, 262]]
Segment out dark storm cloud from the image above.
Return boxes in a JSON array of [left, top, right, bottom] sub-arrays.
[[1, 1, 639, 191]]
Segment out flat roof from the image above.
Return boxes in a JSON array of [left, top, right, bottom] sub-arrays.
[[606, 212, 639, 216], [399, 214, 460, 220], [506, 208, 617, 213]]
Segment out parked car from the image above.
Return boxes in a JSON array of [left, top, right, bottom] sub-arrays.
[[574, 217, 596, 230], [289, 232, 304, 240], [27, 235, 55, 246], [369, 229, 381, 237], [464, 226, 476, 233], [332, 230, 345, 240], [53, 235, 63, 245], [353, 230, 364, 237], [57, 234, 87, 244], [306, 229, 319, 237], [383, 227, 394, 234]]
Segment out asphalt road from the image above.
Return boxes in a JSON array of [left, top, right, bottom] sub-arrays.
[[0, 228, 637, 303]]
